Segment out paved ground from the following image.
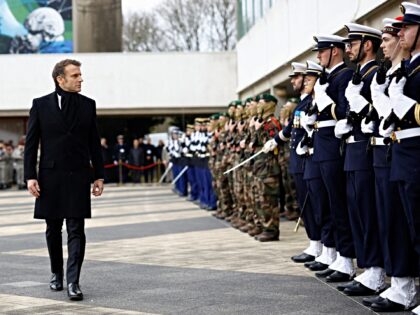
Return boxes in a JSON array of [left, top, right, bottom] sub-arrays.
[[0, 184, 415, 314]]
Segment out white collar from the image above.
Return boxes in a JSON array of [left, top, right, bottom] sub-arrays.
[[411, 52, 420, 63], [360, 59, 376, 71], [328, 61, 344, 73], [300, 93, 309, 101]]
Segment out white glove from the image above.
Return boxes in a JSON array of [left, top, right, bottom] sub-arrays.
[[361, 117, 375, 134], [371, 75, 391, 119], [378, 118, 394, 138], [389, 77, 416, 119], [262, 139, 277, 153], [334, 119, 353, 139], [301, 112, 316, 133], [345, 81, 368, 113], [296, 140, 308, 156], [314, 81, 334, 112], [182, 147, 188, 154]]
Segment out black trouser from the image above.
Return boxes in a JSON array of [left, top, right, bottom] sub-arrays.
[[144, 165, 154, 183], [46, 218, 85, 284]]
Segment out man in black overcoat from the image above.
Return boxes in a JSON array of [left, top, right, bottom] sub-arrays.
[[24, 59, 104, 301]]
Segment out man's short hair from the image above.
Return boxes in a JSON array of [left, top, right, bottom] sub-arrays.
[[52, 59, 81, 85]]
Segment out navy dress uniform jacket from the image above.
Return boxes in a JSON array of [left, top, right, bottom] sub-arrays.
[[344, 60, 378, 172], [313, 63, 353, 162], [282, 96, 308, 174], [24, 92, 104, 219], [390, 56, 420, 182]]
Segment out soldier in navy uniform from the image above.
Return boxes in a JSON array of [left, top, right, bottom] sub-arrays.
[[370, 3, 420, 313], [167, 128, 187, 196], [183, 123, 200, 202], [356, 15, 418, 313], [333, 24, 386, 296], [264, 62, 323, 263], [302, 35, 356, 282]]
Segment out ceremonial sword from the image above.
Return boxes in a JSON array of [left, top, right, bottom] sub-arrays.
[[223, 149, 264, 175], [158, 162, 173, 184], [294, 191, 309, 232], [171, 166, 189, 185]]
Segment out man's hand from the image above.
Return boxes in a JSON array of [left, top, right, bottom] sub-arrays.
[[92, 179, 104, 197], [27, 179, 40, 198]]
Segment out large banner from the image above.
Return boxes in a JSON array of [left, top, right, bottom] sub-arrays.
[[0, 0, 72, 54]]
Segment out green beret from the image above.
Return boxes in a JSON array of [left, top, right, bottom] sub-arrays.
[[245, 97, 254, 104], [255, 95, 261, 102], [228, 100, 242, 108], [219, 112, 227, 117], [210, 113, 220, 120], [287, 97, 300, 103], [260, 93, 278, 104]]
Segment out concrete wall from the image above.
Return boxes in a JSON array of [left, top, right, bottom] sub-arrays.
[[0, 51, 237, 116], [236, 0, 409, 98], [73, 0, 123, 52]]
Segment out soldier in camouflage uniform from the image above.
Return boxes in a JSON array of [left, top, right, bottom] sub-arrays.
[[251, 94, 282, 242], [244, 96, 263, 236], [208, 113, 220, 204], [278, 100, 300, 220], [231, 102, 249, 229], [224, 101, 241, 222], [212, 111, 234, 219]]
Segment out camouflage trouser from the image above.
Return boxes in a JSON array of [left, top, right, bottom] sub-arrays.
[[243, 161, 256, 224], [253, 153, 281, 233], [233, 155, 247, 220], [212, 159, 221, 203], [226, 152, 237, 213], [279, 147, 299, 213], [216, 156, 233, 215]]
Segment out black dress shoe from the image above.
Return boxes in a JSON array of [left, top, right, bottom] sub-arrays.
[[315, 268, 335, 278], [304, 260, 317, 268], [326, 271, 353, 283], [49, 273, 63, 291], [308, 262, 328, 271], [370, 298, 405, 312], [336, 280, 357, 291], [291, 253, 315, 263], [362, 295, 384, 307], [343, 281, 376, 296], [67, 283, 83, 301]]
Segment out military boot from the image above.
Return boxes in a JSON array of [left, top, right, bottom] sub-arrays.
[[248, 226, 262, 237], [231, 218, 247, 229], [239, 223, 253, 233], [255, 230, 279, 242]]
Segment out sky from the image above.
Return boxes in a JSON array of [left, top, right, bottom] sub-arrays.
[[122, 0, 164, 15]]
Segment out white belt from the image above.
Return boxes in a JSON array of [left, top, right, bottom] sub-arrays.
[[370, 137, 386, 146], [393, 127, 420, 141], [346, 136, 365, 144], [315, 120, 336, 128]]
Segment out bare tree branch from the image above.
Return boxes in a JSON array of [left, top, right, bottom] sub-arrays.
[[123, 0, 237, 52]]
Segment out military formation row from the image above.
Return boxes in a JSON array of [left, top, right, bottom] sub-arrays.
[[168, 2, 420, 313]]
